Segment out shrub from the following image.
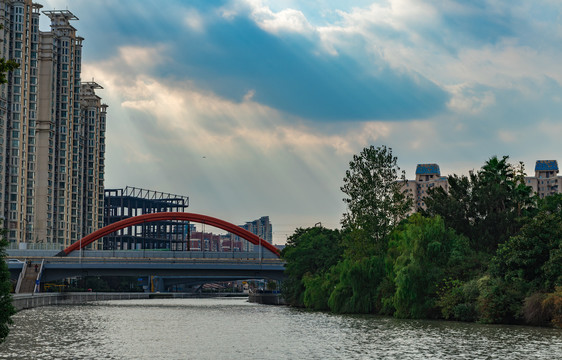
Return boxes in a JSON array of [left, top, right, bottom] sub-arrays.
[[437, 279, 479, 322], [542, 286, 562, 328], [522, 293, 550, 326], [477, 276, 522, 324]]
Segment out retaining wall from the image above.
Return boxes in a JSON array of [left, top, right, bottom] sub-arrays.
[[11, 292, 249, 311], [11, 292, 151, 311]]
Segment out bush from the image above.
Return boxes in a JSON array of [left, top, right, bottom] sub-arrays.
[[522, 292, 550, 326], [477, 276, 523, 324], [542, 287, 562, 328], [390, 214, 471, 319], [326, 257, 385, 314], [303, 272, 334, 311], [437, 279, 479, 322]]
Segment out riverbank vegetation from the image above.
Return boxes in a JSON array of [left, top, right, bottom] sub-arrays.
[[281, 146, 562, 327]]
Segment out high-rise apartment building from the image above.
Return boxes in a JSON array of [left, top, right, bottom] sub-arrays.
[[240, 216, 273, 252], [0, 0, 42, 245], [0, 1, 106, 248], [80, 82, 107, 240]]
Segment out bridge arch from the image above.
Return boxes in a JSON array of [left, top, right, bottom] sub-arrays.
[[58, 212, 280, 257]]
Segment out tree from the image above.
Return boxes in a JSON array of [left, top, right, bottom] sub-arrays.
[[0, 57, 18, 84], [389, 214, 472, 318], [281, 227, 343, 307], [0, 24, 19, 85], [0, 221, 16, 343], [422, 173, 478, 242], [491, 195, 562, 294], [326, 256, 386, 314], [473, 156, 534, 252], [341, 145, 412, 259], [424, 156, 534, 254]]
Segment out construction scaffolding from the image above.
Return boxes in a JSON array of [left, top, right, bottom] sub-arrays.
[[103, 186, 190, 250]]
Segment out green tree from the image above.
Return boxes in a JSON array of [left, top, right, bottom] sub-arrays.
[[424, 156, 534, 254], [491, 195, 562, 294], [0, 24, 19, 84], [1, 221, 16, 343], [390, 214, 472, 318], [422, 173, 478, 241], [302, 268, 339, 311], [341, 145, 412, 259], [474, 156, 533, 252], [281, 227, 343, 307], [0, 57, 18, 84], [326, 256, 386, 314]]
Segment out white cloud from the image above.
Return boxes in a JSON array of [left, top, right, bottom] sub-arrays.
[[184, 8, 205, 33], [243, 89, 256, 102], [74, 1, 562, 242], [245, 0, 313, 35], [498, 130, 517, 143], [446, 84, 496, 114]]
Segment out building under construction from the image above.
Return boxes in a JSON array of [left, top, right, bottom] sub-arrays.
[[103, 186, 190, 250]]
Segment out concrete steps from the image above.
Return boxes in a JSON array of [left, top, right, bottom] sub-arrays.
[[17, 262, 41, 293]]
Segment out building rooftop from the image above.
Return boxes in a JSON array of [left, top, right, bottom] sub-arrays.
[[535, 160, 559, 172], [415, 163, 440, 176]]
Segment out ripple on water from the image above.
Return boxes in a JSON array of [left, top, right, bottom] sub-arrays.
[[1, 298, 561, 359]]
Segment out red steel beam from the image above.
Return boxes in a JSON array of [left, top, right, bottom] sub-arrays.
[[58, 212, 280, 257]]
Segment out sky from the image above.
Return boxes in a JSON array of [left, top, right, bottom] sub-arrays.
[[40, 0, 562, 243]]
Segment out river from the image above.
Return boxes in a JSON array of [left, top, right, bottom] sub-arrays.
[[1, 297, 561, 359]]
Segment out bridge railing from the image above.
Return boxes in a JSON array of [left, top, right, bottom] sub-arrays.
[[6, 249, 280, 260], [70, 250, 279, 260], [7, 242, 64, 251]]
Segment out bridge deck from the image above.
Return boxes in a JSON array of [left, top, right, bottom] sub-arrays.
[[8, 250, 286, 284]]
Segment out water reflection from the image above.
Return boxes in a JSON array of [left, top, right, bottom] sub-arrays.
[[1, 298, 561, 359]]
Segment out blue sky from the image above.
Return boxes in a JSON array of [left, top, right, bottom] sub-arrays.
[[42, 0, 562, 243]]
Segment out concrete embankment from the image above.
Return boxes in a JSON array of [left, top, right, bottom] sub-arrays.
[[12, 292, 248, 311], [248, 292, 285, 305]]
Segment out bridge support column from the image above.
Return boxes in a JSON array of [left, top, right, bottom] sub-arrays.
[[151, 276, 165, 292]]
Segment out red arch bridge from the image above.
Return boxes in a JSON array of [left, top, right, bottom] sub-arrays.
[[57, 212, 280, 257], [8, 212, 285, 288]]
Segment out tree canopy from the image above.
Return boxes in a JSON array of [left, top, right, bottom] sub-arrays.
[[282, 148, 562, 327], [280, 227, 343, 307], [341, 145, 411, 259], [424, 155, 533, 253]]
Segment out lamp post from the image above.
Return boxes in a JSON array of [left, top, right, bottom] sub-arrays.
[[259, 232, 262, 264]]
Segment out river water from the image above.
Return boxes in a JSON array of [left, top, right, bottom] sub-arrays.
[[1, 297, 561, 359]]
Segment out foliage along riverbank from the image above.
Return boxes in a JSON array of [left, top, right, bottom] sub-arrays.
[[281, 146, 562, 327]]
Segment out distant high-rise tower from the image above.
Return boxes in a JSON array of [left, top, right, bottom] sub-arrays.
[[80, 82, 107, 238], [241, 216, 273, 252]]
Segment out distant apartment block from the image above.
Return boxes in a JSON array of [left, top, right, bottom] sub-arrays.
[[0, 1, 107, 248], [402, 163, 448, 211], [404, 160, 562, 212], [525, 160, 561, 198], [220, 216, 272, 252]]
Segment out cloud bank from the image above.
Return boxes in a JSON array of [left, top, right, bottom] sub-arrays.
[[41, 0, 562, 242]]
